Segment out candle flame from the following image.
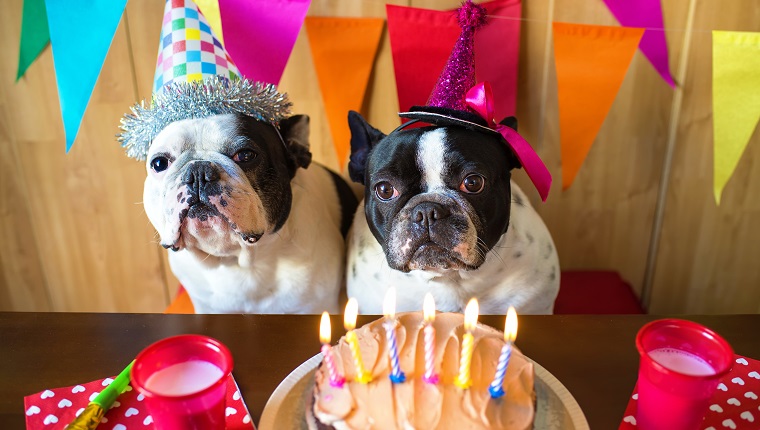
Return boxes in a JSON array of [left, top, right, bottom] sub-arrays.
[[383, 287, 396, 319], [320, 311, 331, 344], [344, 298, 358, 331], [505, 306, 518, 342], [464, 298, 479, 331], [423, 293, 436, 323]]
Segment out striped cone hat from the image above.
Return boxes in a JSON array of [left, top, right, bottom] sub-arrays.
[[118, 0, 291, 160]]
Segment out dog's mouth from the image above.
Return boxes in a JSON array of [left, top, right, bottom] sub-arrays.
[[161, 201, 264, 251], [403, 242, 471, 272]]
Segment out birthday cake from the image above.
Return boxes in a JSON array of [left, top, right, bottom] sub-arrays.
[[307, 312, 535, 429]]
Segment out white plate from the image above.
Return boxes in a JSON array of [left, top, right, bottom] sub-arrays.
[[259, 353, 589, 430]]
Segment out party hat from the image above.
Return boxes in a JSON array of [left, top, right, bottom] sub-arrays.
[[397, 0, 552, 201], [118, 0, 291, 161]]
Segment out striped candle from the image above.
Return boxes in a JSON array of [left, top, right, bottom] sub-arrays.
[[344, 298, 372, 383], [489, 307, 518, 398], [455, 298, 479, 389], [422, 293, 438, 384], [384, 287, 406, 383], [320, 311, 345, 388]]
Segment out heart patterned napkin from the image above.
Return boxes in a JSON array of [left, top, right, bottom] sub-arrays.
[[619, 355, 760, 429], [24, 374, 255, 429]]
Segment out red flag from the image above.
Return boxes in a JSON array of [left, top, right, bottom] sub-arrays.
[[387, 0, 521, 122]]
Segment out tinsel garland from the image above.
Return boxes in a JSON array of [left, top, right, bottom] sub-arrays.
[[118, 76, 292, 160]]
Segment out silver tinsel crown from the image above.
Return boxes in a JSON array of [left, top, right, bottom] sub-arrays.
[[118, 76, 292, 160]]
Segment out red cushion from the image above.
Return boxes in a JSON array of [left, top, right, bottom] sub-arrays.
[[554, 271, 645, 314]]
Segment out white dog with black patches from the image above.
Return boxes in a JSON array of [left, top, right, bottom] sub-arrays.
[[345, 111, 559, 315], [142, 113, 357, 313]]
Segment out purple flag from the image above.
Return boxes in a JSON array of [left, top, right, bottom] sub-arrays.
[[602, 0, 675, 88], [219, 0, 311, 86]]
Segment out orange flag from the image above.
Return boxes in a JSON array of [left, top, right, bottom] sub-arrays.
[[553, 22, 644, 189], [305, 17, 385, 169]]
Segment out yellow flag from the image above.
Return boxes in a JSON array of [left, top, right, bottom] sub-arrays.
[[713, 31, 760, 204], [196, 0, 225, 47]]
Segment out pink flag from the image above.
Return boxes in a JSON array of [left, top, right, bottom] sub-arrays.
[[387, 0, 521, 121], [219, 0, 311, 85], [602, 0, 675, 88]]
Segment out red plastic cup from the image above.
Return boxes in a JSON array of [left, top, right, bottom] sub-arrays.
[[635, 319, 733, 430], [131, 335, 233, 430]]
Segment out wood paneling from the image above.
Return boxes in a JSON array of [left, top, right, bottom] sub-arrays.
[[2, 2, 168, 312], [649, 0, 760, 314], [0, 0, 50, 311], [0, 0, 758, 313]]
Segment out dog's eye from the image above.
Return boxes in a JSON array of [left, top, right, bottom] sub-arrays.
[[374, 181, 399, 201], [233, 149, 257, 163], [150, 156, 171, 173], [459, 174, 485, 194]]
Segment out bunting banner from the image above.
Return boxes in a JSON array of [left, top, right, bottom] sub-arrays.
[[602, 0, 675, 88], [219, 0, 310, 85], [553, 22, 644, 189], [387, 0, 521, 122], [195, 0, 225, 48], [44, 0, 127, 152], [305, 17, 385, 169], [16, 0, 50, 81], [712, 31, 760, 205]]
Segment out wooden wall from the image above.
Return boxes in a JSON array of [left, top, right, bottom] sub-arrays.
[[1, 0, 758, 313]]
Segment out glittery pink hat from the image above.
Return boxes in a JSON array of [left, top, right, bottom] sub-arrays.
[[397, 0, 552, 201]]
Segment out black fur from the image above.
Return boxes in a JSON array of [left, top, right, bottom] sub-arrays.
[[326, 169, 359, 237]]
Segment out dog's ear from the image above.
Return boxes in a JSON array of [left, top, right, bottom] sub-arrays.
[[278, 115, 313, 175], [348, 110, 386, 184], [498, 116, 523, 171]]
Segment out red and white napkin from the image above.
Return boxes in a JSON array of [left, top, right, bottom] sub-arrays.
[[24, 374, 255, 429], [619, 355, 760, 430]]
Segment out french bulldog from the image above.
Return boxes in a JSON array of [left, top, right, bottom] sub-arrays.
[[143, 112, 357, 313], [345, 111, 559, 315]]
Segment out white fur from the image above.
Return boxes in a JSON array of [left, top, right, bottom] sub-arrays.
[[346, 182, 559, 315], [418, 129, 447, 192]]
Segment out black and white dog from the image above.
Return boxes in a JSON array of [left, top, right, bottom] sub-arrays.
[[345, 111, 559, 315], [143, 113, 356, 313]]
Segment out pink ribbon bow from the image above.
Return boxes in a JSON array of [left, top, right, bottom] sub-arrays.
[[465, 82, 552, 202]]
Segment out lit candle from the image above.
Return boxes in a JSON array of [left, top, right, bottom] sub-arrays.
[[489, 306, 518, 398], [320, 311, 345, 388], [383, 287, 406, 383], [422, 293, 438, 384], [344, 298, 372, 383], [455, 298, 479, 389]]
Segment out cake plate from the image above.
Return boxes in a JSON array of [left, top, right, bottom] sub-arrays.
[[259, 353, 589, 430]]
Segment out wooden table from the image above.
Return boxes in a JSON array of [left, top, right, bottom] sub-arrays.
[[2, 313, 759, 429]]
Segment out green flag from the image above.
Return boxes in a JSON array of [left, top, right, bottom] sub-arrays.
[[16, 0, 50, 80]]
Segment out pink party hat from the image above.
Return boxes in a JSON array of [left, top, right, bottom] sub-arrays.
[[426, 0, 487, 111], [118, 0, 291, 161], [397, 0, 552, 201]]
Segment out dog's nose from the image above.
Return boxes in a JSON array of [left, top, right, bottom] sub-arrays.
[[412, 202, 450, 228], [182, 161, 220, 188]]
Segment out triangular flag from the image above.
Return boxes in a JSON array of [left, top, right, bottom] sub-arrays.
[[219, 0, 311, 85], [17, 0, 50, 80], [195, 0, 225, 48], [44, 0, 127, 152], [602, 0, 675, 88], [712, 31, 760, 204], [305, 17, 384, 169], [553, 22, 644, 189], [387, 0, 522, 121]]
